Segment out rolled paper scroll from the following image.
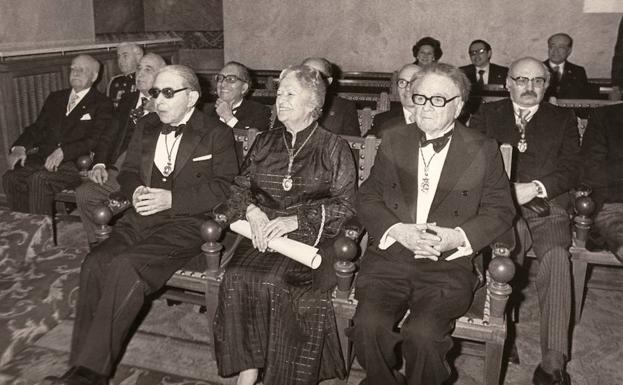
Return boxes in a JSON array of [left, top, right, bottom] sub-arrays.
[[230, 219, 322, 269]]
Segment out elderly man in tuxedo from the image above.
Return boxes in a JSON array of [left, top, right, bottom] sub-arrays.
[[367, 63, 421, 138], [544, 33, 590, 99], [108, 42, 144, 107], [3, 54, 113, 215], [75, 53, 167, 248], [348, 63, 515, 385], [470, 57, 580, 385], [44, 65, 238, 385]]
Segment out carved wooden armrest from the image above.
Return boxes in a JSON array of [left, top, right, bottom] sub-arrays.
[[332, 235, 358, 300], [200, 219, 224, 273], [486, 243, 515, 325], [91, 192, 133, 243], [572, 186, 596, 249]]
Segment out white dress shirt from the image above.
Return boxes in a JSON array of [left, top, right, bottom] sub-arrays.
[[66, 87, 90, 115], [153, 107, 195, 177]]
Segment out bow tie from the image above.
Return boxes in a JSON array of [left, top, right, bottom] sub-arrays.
[[161, 123, 185, 137], [419, 130, 453, 153]]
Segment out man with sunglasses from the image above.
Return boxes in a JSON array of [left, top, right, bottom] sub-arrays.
[[470, 57, 580, 385], [75, 53, 167, 249], [350, 63, 515, 385], [44, 65, 238, 385], [205, 61, 271, 132], [367, 63, 421, 138]]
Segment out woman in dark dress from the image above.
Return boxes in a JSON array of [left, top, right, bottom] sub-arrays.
[[213, 64, 357, 385]]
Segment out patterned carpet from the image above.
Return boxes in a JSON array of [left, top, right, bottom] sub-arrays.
[[1, 219, 622, 384]]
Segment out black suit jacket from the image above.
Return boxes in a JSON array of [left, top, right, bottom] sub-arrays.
[[204, 98, 271, 131], [357, 121, 515, 268], [318, 94, 360, 136], [118, 109, 239, 216], [469, 99, 581, 200], [544, 60, 590, 99], [460, 63, 509, 87], [13, 88, 113, 162], [367, 105, 404, 138], [93, 91, 140, 166], [581, 104, 623, 206]]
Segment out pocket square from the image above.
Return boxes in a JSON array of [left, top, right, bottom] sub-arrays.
[[192, 154, 212, 162], [80, 113, 92, 121]]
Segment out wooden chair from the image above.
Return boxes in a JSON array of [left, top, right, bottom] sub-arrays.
[[570, 191, 623, 322]]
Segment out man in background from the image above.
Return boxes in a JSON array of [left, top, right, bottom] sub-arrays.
[[544, 33, 590, 99], [108, 42, 144, 107], [460, 39, 508, 88]]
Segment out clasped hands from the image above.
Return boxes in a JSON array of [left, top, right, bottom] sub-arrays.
[[8, 147, 64, 172], [388, 223, 465, 261], [246, 204, 298, 252], [132, 186, 172, 216]]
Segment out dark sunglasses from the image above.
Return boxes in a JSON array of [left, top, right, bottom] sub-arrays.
[[148, 87, 188, 99]]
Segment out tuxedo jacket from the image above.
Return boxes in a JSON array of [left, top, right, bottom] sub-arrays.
[[204, 98, 272, 131], [357, 121, 515, 270], [93, 91, 140, 166], [544, 60, 590, 99], [318, 94, 360, 136], [13, 88, 113, 163], [581, 104, 623, 206], [367, 105, 404, 138], [469, 99, 581, 200], [460, 63, 509, 86], [118, 109, 239, 216]]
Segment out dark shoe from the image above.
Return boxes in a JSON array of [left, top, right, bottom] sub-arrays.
[[533, 364, 571, 385], [43, 366, 108, 385]]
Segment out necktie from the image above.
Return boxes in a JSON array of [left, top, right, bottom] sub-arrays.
[[552, 65, 561, 81], [517, 108, 529, 126], [161, 123, 186, 137], [67, 93, 79, 114], [419, 129, 453, 153], [477, 69, 485, 87]]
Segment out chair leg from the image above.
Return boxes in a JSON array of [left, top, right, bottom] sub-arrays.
[[572, 259, 589, 323], [335, 316, 353, 380], [484, 341, 504, 385]]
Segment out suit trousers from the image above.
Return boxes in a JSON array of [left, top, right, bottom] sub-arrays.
[[69, 210, 204, 376], [517, 202, 572, 360], [2, 161, 81, 215], [347, 249, 477, 385], [75, 173, 120, 244]]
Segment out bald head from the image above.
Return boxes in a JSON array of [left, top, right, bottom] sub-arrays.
[[507, 57, 550, 107], [69, 55, 100, 92], [117, 42, 144, 75]]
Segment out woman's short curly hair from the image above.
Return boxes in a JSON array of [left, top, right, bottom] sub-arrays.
[[412, 36, 443, 62], [278, 64, 327, 120]]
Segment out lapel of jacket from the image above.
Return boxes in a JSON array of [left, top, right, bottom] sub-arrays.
[[172, 109, 204, 179], [66, 88, 95, 121], [429, 123, 475, 214], [393, 123, 420, 222], [140, 115, 160, 186]]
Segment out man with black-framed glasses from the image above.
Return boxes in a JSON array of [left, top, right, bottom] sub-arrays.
[[470, 56, 580, 385], [368, 63, 421, 138], [44, 65, 238, 385], [204, 61, 271, 133], [350, 63, 515, 385]]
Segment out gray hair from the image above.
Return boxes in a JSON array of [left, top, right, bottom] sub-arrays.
[[279, 64, 327, 120], [118, 42, 144, 57], [157, 65, 201, 97], [411, 62, 471, 102], [508, 57, 551, 83], [73, 54, 101, 75]]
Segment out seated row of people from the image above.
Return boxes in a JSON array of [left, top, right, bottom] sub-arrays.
[[412, 33, 591, 99], [2, 49, 620, 385]]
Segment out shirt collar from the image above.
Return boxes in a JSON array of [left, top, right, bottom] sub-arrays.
[[550, 61, 565, 72], [475, 63, 490, 72], [402, 107, 414, 124], [424, 123, 455, 140], [71, 87, 90, 99], [231, 98, 243, 110], [512, 102, 539, 120]]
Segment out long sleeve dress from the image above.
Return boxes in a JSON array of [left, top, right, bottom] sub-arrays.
[[213, 122, 357, 384]]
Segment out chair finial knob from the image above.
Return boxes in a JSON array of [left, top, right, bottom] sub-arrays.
[[93, 205, 112, 225], [575, 196, 595, 217], [201, 219, 222, 242], [76, 155, 92, 171], [333, 236, 357, 262]]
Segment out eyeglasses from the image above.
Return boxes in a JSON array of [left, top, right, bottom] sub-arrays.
[[148, 87, 188, 99], [469, 48, 488, 56], [412, 94, 459, 107], [215, 74, 245, 84], [510, 76, 547, 87], [396, 79, 410, 89]]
